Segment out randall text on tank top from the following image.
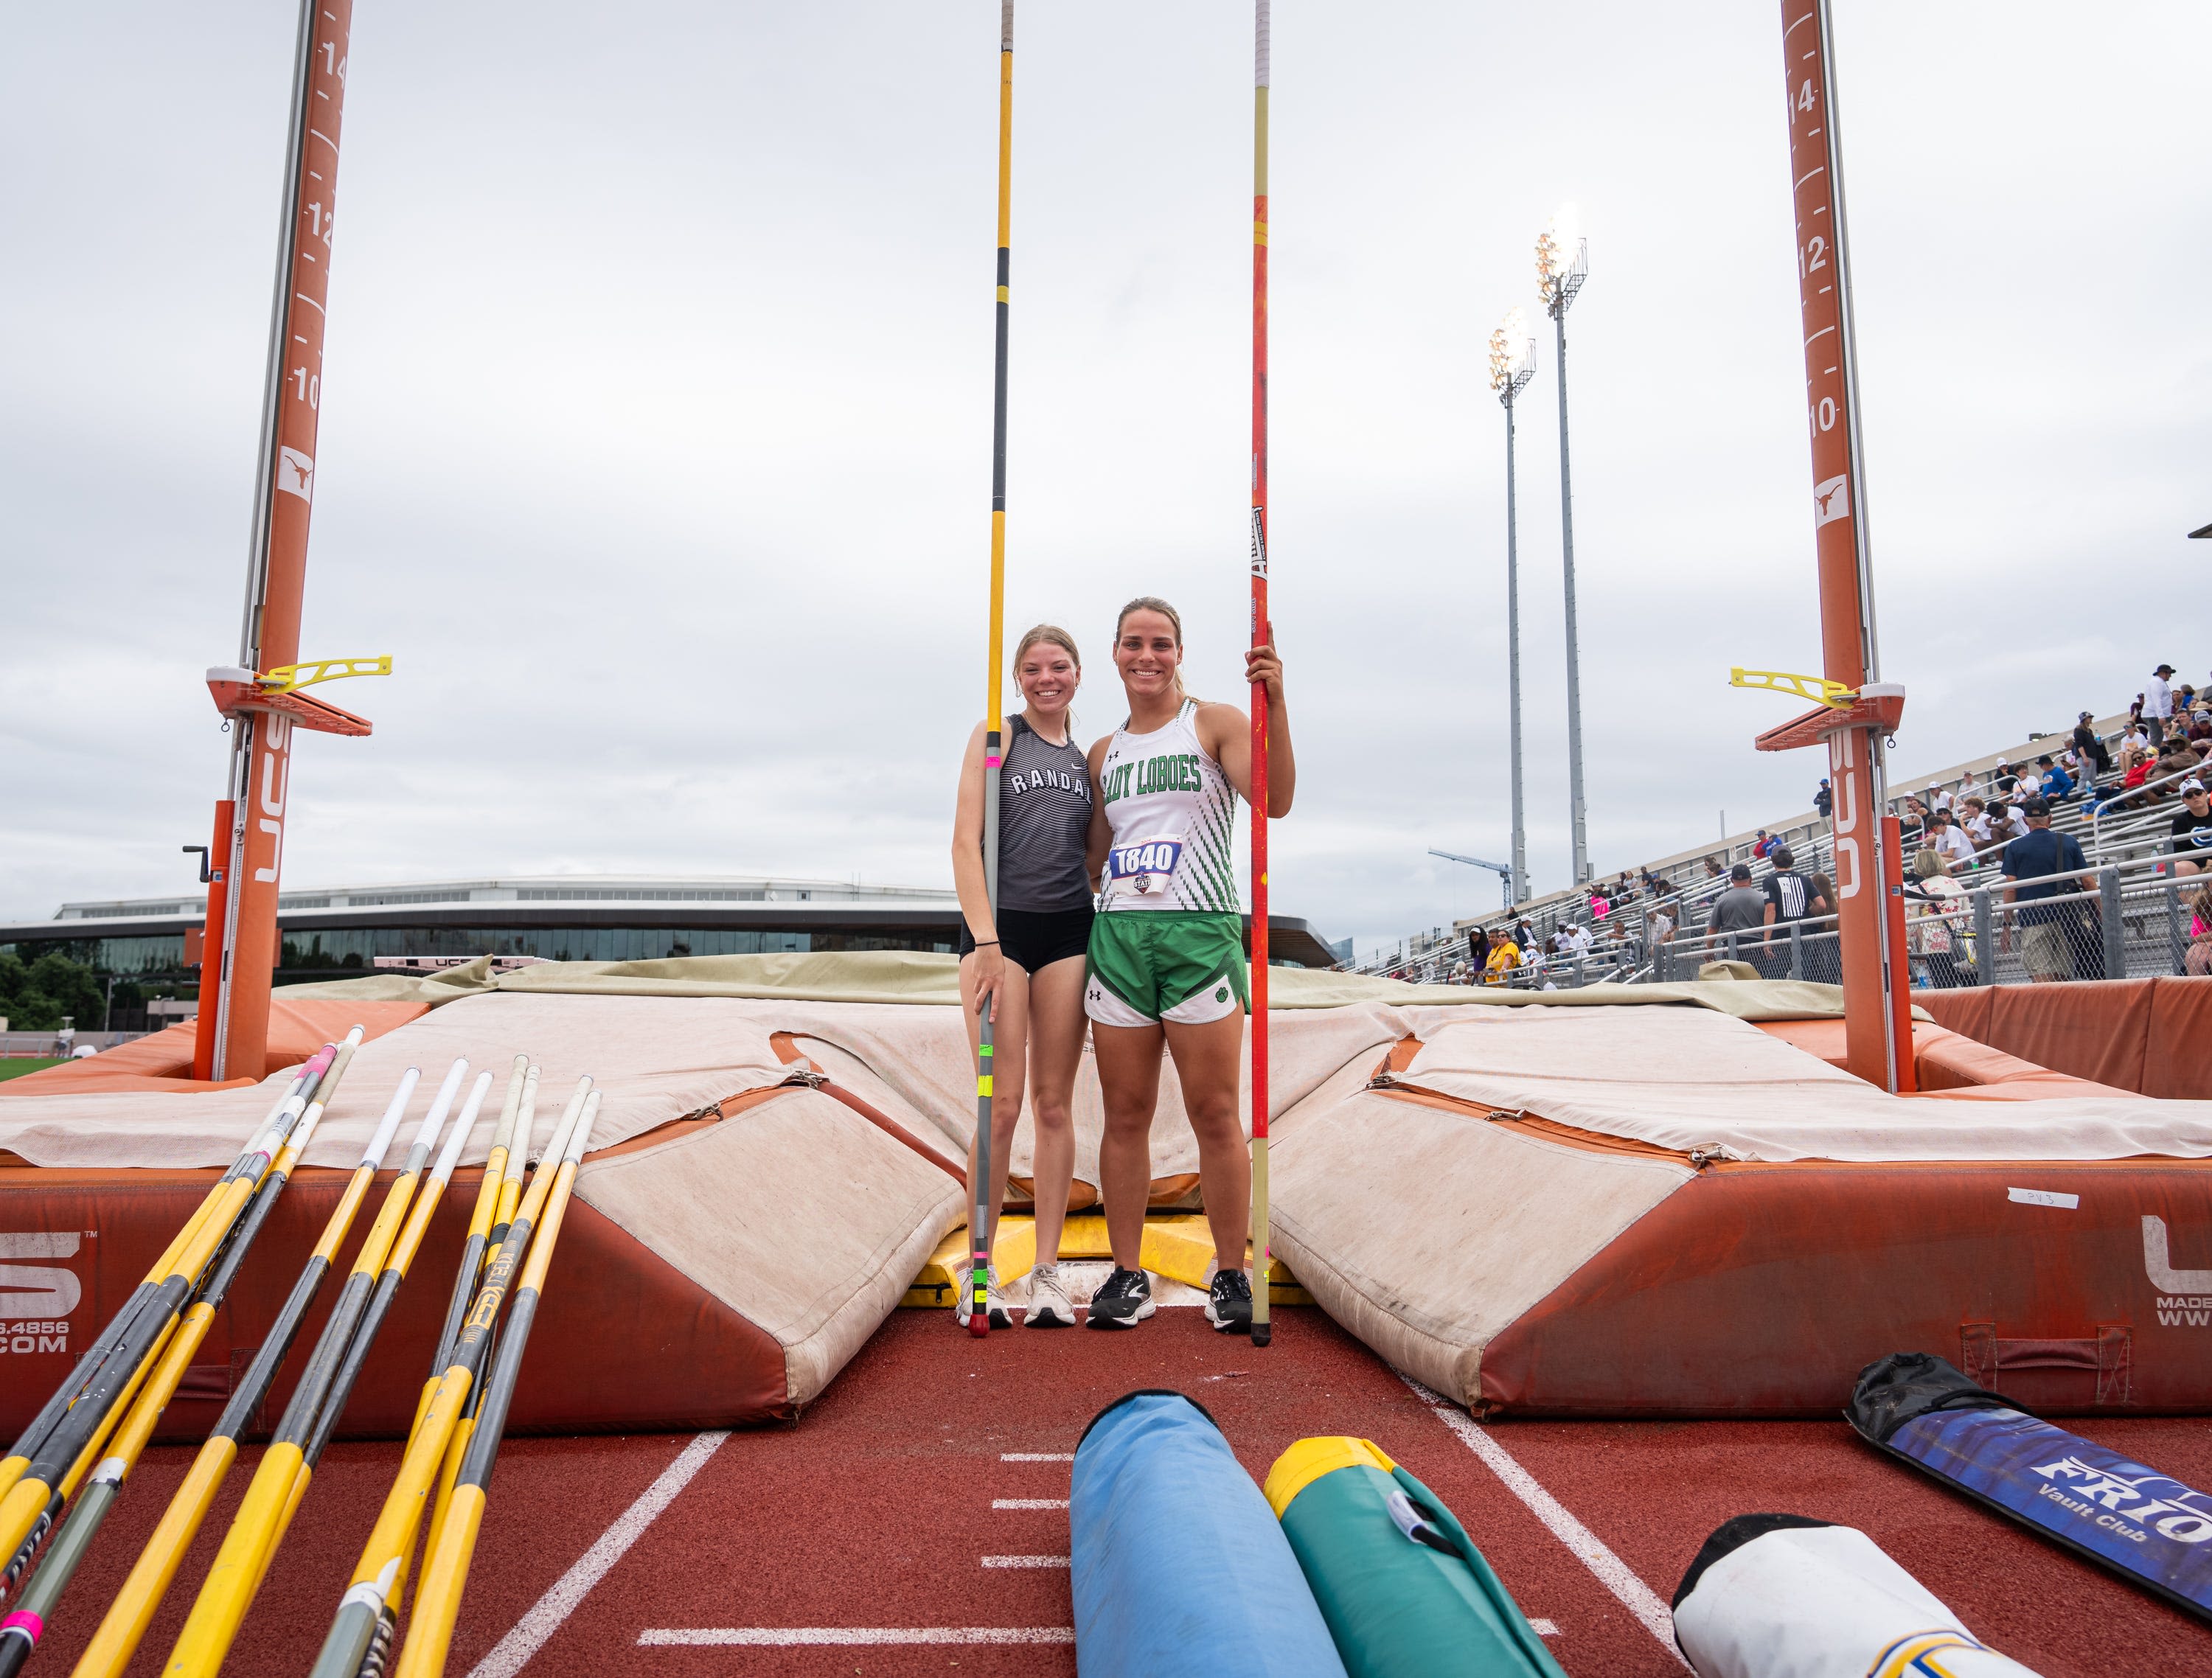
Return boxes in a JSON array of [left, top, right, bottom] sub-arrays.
[[994, 714, 1094, 912], [1096, 699, 1240, 913]]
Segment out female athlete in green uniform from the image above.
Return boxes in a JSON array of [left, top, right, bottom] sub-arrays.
[[951, 625, 1093, 1329], [1082, 597, 1295, 1331]]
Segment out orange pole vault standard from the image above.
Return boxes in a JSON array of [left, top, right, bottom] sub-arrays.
[[1775, 0, 1913, 1091], [198, 0, 358, 1081]]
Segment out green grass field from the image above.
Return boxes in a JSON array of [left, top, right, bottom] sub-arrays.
[[0, 1057, 69, 1082]]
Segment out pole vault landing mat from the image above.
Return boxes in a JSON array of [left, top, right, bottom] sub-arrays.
[[5, 969, 2210, 1435], [18, 1311, 2205, 1678]]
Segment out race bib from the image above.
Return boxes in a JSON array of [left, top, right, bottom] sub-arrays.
[[1105, 839, 1183, 898]]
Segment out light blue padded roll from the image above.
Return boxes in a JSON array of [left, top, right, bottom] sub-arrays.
[[1071, 1390, 1349, 1678]]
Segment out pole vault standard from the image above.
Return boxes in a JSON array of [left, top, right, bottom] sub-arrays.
[[195, 0, 361, 1082], [1773, 0, 1913, 1091], [969, 0, 1015, 1340], [1246, 0, 1273, 1349]]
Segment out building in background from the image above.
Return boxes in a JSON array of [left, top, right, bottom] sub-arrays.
[[1, 874, 1341, 999]]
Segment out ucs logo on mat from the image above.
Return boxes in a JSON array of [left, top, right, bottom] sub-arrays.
[[0, 1232, 84, 1356], [2144, 1215, 2212, 1328]]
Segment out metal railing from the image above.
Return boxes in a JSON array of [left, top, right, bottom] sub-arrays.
[[1381, 847, 2212, 992]]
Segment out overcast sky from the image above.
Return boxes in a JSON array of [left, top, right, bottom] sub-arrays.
[[4, 1, 2208, 955]]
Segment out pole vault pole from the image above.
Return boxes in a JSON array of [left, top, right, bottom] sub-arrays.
[[1247, 0, 1273, 1349], [969, 0, 1014, 1341], [1778, 0, 1911, 1091], [198, 0, 356, 1082]]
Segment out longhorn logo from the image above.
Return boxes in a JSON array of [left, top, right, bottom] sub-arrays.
[[1813, 473, 1849, 527]]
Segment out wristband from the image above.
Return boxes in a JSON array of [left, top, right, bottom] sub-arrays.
[[973, 939, 999, 947]]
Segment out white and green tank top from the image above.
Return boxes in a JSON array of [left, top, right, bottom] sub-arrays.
[[1096, 698, 1240, 914]]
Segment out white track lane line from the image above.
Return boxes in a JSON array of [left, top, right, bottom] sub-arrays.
[[981, 1555, 1070, 1568], [991, 1497, 1068, 1509], [1402, 1377, 1685, 1665], [999, 1451, 1074, 1461], [467, 1430, 730, 1678], [640, 1628, 1076, 1646]]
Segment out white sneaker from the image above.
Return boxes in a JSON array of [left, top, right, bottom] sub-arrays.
[[953, 1262, 1012, 1331], [1025, 1263, 1077, 1328]]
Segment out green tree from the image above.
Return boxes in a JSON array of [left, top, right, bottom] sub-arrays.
[[0, 951, 108, 1032]]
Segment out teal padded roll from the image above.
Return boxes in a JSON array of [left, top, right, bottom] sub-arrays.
[[1265, 1437, 1565, 1678], [1071, 1391, 1347, 1678]]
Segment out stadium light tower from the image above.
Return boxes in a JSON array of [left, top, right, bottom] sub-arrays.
[[1537, 204, 1591, 886], [1487, 309, 1538, 906]]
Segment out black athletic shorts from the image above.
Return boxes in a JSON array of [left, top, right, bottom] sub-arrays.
[[959, 903, 1094, 973]]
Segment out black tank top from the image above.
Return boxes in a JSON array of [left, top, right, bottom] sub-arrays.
[[995, 714, 1093, 911]]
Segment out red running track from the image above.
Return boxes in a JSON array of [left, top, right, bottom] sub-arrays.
[[27, 1306, 2210, 1677]]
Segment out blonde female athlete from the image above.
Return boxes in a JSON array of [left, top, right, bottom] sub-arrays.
[[950, 626, 1092, 1329], [1082, 596, 1294, 1332]]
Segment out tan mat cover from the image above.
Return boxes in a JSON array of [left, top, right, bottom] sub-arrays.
[[577, 1085, 964, 1407], [1269, 1086, 1694, 1403], [1400, 1006, 2212, 1163], [278, 950, 1877, 1020], [0, 993, 789, 1169]]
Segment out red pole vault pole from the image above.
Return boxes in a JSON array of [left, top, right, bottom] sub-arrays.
[[1775, 0, 1913, 1092], [1246, 0, 1273, 1347], [197, 0, 358, 1081]]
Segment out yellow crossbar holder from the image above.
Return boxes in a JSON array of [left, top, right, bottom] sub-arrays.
[[902, 1214, 1310, 1306], [1729, 666, 1854, 710], [260, 655, 393, 692]]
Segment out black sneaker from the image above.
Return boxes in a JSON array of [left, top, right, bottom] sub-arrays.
[[1085, 1266, 1155, 1329], [1206, 1269, 1253, 1334]]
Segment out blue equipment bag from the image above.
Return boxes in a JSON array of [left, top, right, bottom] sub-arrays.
[[1850, 1352, 2212, 1621]]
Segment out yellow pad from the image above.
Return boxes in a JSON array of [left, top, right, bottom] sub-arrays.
[[1262, 1435, 1397, 1519]]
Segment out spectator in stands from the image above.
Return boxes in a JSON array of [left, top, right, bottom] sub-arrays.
[[1899, 796, 1928, 852], [2146, 662, 2176, 747], [2036, 753, 2076, 802], [1759, 846, 1814, 975], [1645, 898, 1676, 955], [1468, 926, 1491, 973], [1928, 810, 1977, 871], [1512, 919, 1534, 953], [1702, 856, 1725, 880], [2171, 778, 2212, 876], [1924, 782, 1952, 815], [1589, 885, 1610, 919], [1815, 778, 1832, 821], [1958, 796, 1995, 848], [2187, 883, 2212, 977], [2120, 719, 2152, 761], [1752, 829, 1775, 860], [2073, 712, 2112, 777], [1484, 929, 1521, 986], [2160, 734, 2203, 779], [1708, 863, 1767, 958], [1907, 849, 1971, 989], [2000, 796, 2088, 984], [1992, 759, 2021, 798]]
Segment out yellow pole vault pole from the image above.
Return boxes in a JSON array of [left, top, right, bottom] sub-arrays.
[[392, 1092, 600, 1678], [161, 1060, 473, 1678], [0, 1043, 348, 1565], [0, 1034, 363, 1678], [968, 0, 1015, 1341], [66, 1068, 419, 1678], [305, 1078, 594, 1678], [0, 1046, 339, 1509], [1246, 0, 1274, 1348], [413, 1064, 537, 1439], [410, 1058, 526, 1436]]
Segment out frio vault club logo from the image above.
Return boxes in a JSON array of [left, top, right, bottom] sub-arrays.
[[2145, 1215, 2212, 1328], [1, 1232, 85, 1355]]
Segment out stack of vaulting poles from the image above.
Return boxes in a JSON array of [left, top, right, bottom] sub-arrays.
[[0, 1049, 597, 1678], [0, 1030, 366, 1674]]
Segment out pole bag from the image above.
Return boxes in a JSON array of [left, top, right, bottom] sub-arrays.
[[1262, 1437, 1565, 1678], [1849, 1351, 2212, 1621], [1671, 1513, 2042, 1678], [1071, 1391, 1346, 1678]]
